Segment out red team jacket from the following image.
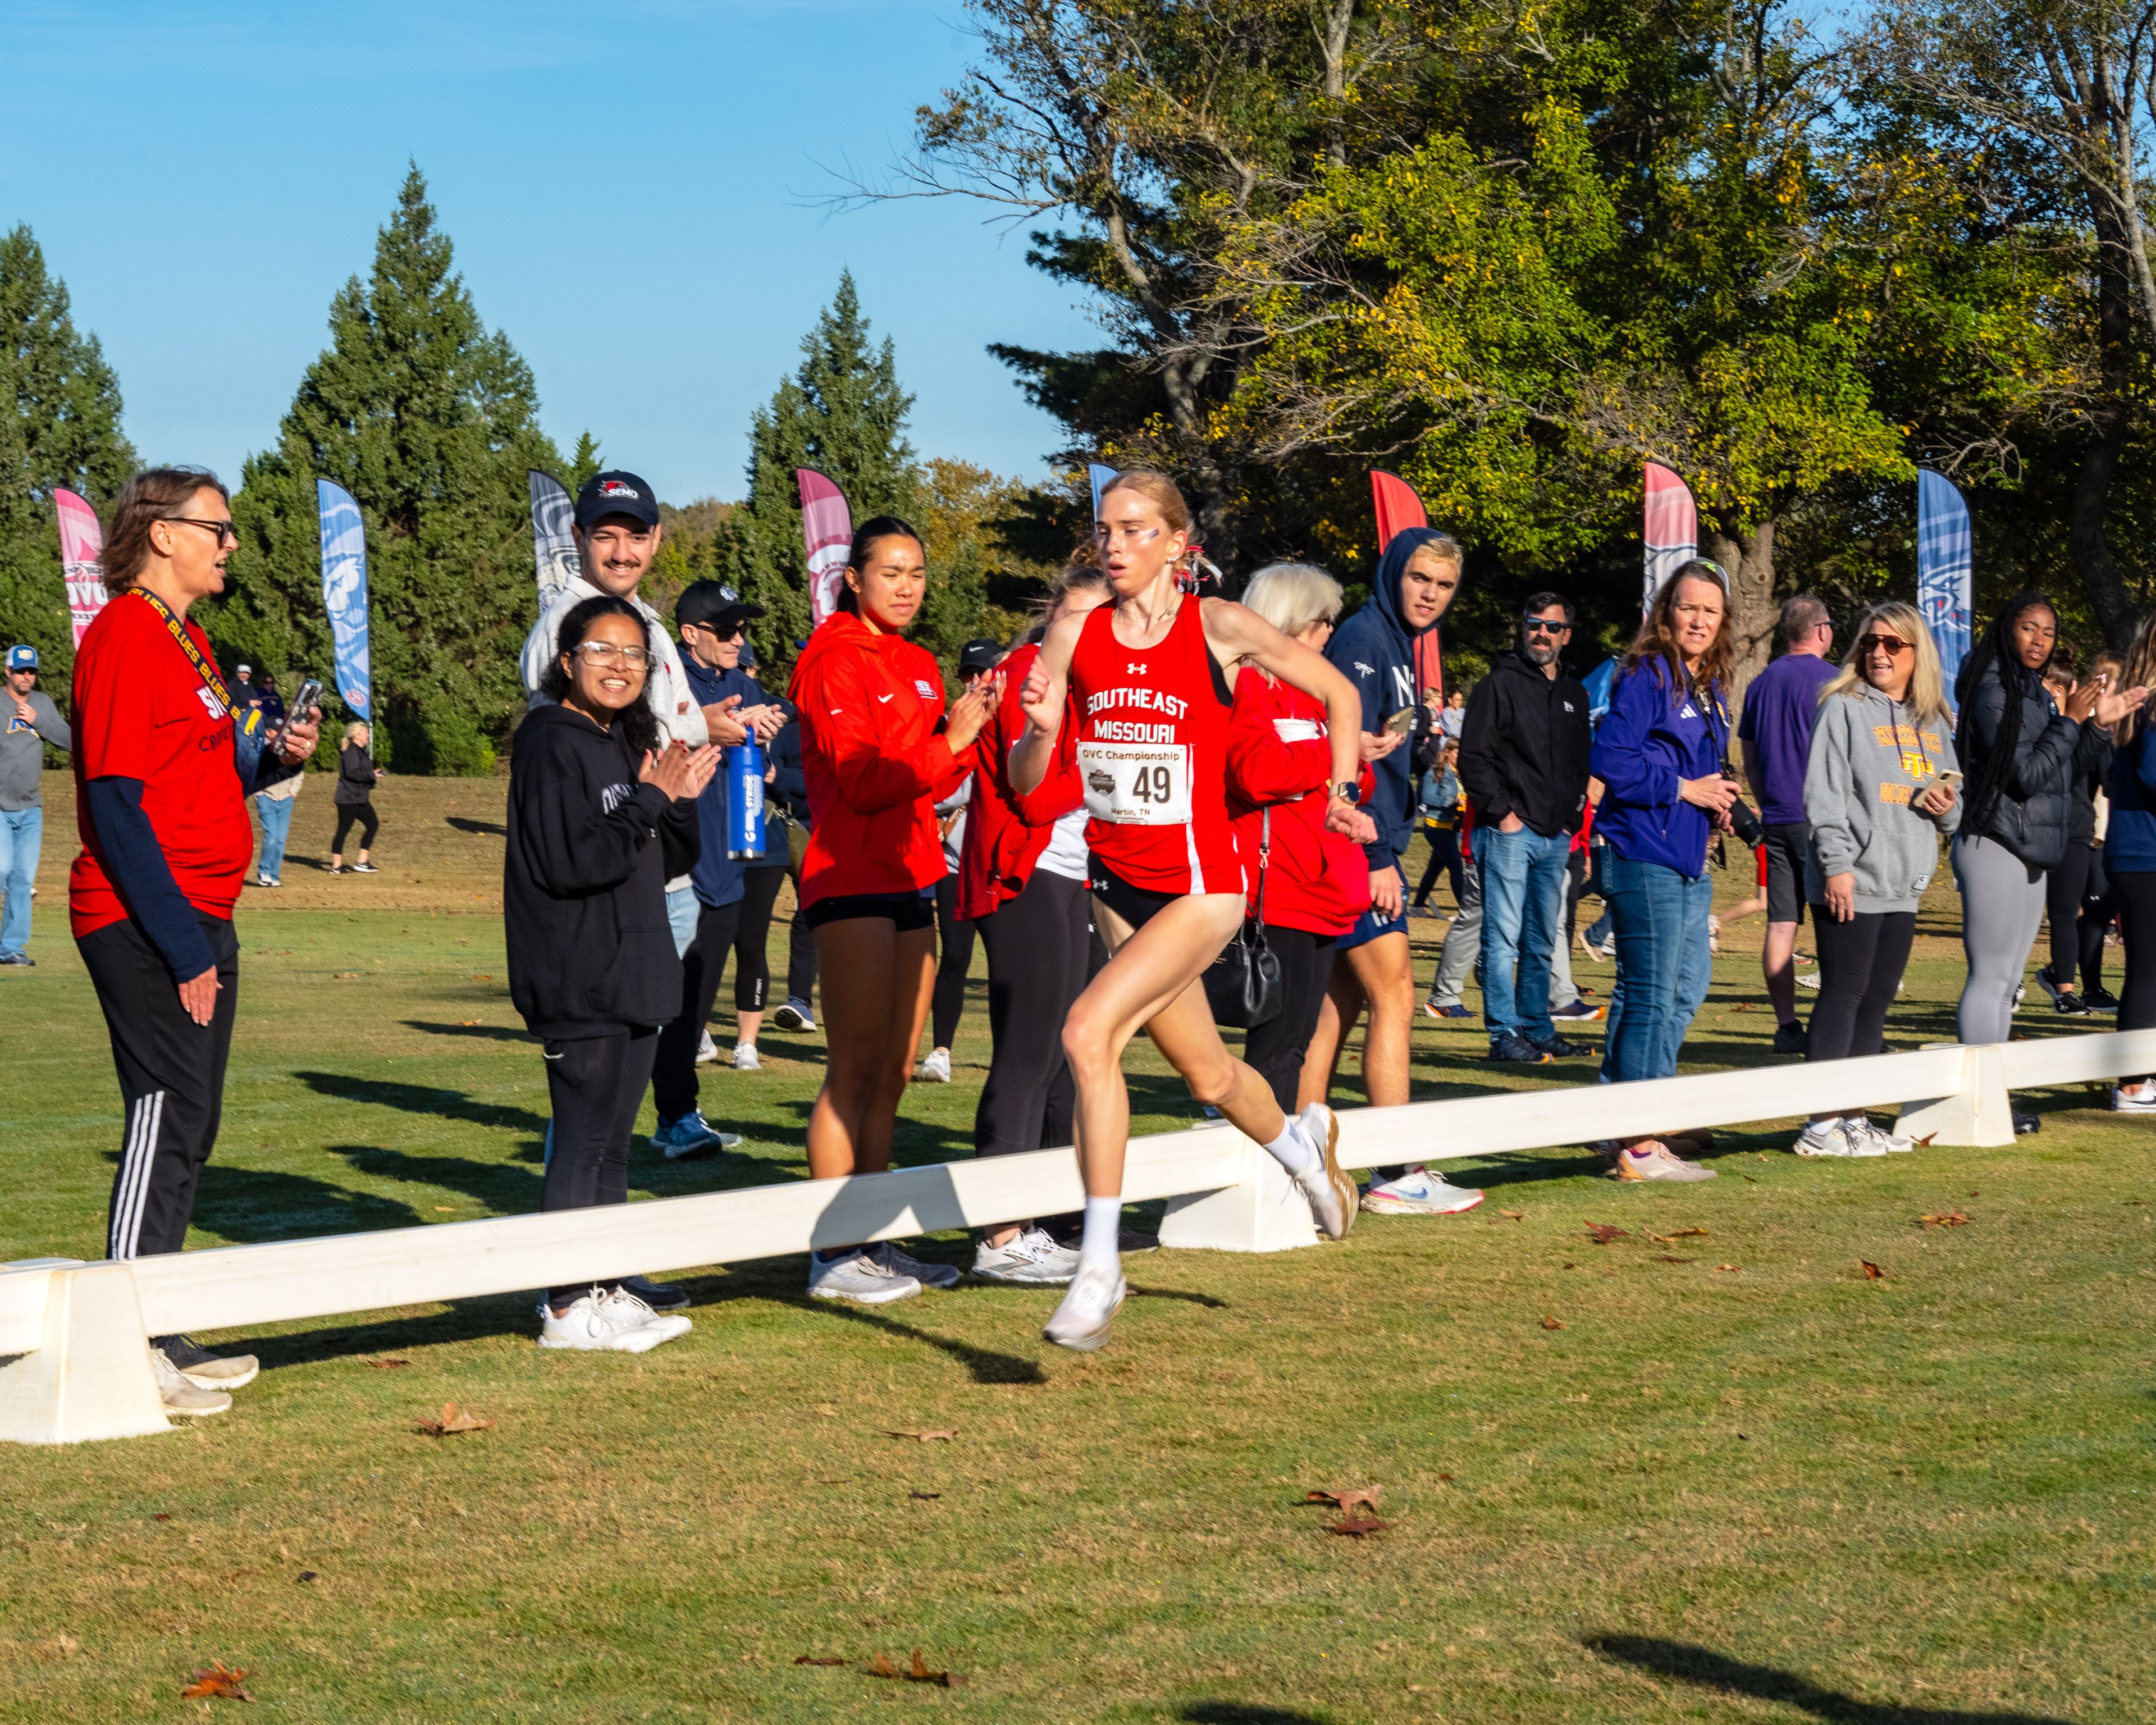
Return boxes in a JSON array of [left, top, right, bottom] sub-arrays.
[[954, 640, 1083, 922], [788, 613, 969, 907], [1223, 669, 1373, 937]]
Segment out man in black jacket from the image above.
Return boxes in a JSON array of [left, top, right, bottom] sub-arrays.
[[1458, 592, 1593, 1063]]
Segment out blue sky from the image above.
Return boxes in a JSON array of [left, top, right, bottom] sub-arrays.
[[0, 1, 1097, 504]]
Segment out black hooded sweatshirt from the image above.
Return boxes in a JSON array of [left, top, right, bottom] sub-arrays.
[[505, 702, 697, 1039], [1457, 650, 1592, 837]]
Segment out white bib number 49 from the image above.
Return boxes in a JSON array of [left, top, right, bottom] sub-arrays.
[[1079, 741, 1192, 825]]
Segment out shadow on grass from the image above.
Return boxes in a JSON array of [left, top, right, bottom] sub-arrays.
[[296, 1070, 545, 1134], [189, 1163, 426, 1244], [1585, 1635, 2073, 1724], [1180, 1706, 1333, 1724], [327, 1144, 541, 1212], [237, 1294, 537, 1371], [402, 1019, 534, 1043], [445, 816, 508, 837], [779, 1290, 1048, 1386]]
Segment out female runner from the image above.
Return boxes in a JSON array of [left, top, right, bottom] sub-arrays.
[[1012, 471, 1377, 1350]]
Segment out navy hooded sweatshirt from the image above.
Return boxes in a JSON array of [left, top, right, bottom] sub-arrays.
[[1326, 526, 1447, 877], [679, 653, 782, 910]]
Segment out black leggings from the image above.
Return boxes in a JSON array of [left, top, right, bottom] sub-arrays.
[[931, 873, 977, 1050], [540, 1025, 657, 1305], [332, 801, 379, 853], [2080, 852, 2116, 994], [2113, 870, 2156, 1033], [1412, 828, 1462, 907], [734, 866, 786, 1014], [2044, 845, 2093, 990], [1804, 909, 1916, 1066], [1242, 926, 1338, 1112], [651, 898, 742, 1122], [973, 868, 1090, 1158]]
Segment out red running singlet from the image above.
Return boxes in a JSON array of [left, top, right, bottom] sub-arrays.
[[1067, 595, 1245, 895]]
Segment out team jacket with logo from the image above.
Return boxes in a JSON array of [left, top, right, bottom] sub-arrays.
[[788, 612, 968, 906], [1589, 655, 1730, 879]]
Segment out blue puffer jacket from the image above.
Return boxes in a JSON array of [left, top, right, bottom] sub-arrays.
[[2105, 723, 2156, 873], [1589, 655, 1729, 878], [1326, 526, 1446, 876]]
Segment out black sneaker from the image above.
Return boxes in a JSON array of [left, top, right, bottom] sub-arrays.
[[2054, 990, 2092, 1017], [616, 1275, 690, 1312], [1488, 1032, 1555, 1065], [2032, 964, 2063, 1005], [1529, 1032, 1588, 1058], [2085, 985, 2120, 1011], [150, 1333, 259, 1389], [2013, 1111, 2041, 1136], [1771, 1020, 1808, 1056], [0, 952, 34, 967]]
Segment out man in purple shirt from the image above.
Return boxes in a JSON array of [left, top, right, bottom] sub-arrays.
[[1738, 595, 1837, 1053]]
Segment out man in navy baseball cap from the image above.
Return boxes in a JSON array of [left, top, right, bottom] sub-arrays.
[[574, 471, 662, 532], [3, 642, 70, 965]]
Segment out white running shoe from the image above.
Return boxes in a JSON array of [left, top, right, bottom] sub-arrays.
[[695, 1030, 720, 1065], [913, 1048, 952, 1083], [972, 1228, 1081, 1285], [732, 1042, 761, 1072], [1360, 1165, 1484, 1215], [867, 1240, 962, 1288], [807, 1248, 921, 1304], [1288, 1103, 1357, 1239], [1852, 1117, 1915, 1153], [1796, 970, 1821, 991], [2114, 1079, 2156, 1112], [1043, 1262, 1127, 1352], [538, 1288, 669, 1353], [596, 1285, 693, 1343], [1609, 1143, 1718, 1181], [650, 1110, 744, 1159], [773, 997, 816, 1032], [150, 1347, 232, 1416], [1794, 1120, 1882, 1158]]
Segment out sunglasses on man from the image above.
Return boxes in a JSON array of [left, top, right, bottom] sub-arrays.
[[1522, 615, 1570, 635]]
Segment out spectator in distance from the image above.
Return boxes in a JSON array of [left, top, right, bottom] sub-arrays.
[[2073, 650, 2127, 1012], [918, 635, 1005, 1084], [246, 670, 299, 889], [506, 594, 716, 1352], [1794, 603, 1960, 1156], [2, 643, 70, 965], [1457, 591, 1593, 1066], [2102, 616, 2156, 1110], [1410, 740, 1462, 916], [2031, 640, 2108, 1018], [763, 665, 820, 1036], [1439, 688, 1467, 741], [1952, 592, 2144, 1133], [327, 722, 382, 874], [70, 468, 319, 1414], [1589, 561, 1743, 1182], [1737, 594, 1837, 1054]]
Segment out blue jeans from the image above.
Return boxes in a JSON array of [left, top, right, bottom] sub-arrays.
[[254, 792, 295, 882], [1598, 852, 1713, 1084], [1474, 823, 1569, 1042], [0, 806, 40, 957], [666, 884, 699, 960]]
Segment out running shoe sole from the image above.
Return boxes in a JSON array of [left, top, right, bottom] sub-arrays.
[[176, 1358, 259, 1391], [1043, 1278, 1127, 1351], [1359, 1186, 1484, 1216], [1308, 1104, 1355, 1240]]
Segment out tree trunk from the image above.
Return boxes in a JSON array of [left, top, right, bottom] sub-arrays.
[[2074, 203, 2141, 651], [1703, 517, 1777, 713]]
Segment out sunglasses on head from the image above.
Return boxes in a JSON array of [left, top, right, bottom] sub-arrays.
[[1858, 633, 1913, 657]]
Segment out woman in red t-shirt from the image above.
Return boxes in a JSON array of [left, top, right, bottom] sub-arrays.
[[787, 517, 995, 1306]]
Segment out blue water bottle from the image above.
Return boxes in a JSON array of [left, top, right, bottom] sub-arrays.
[[726, 738, 766, 859]]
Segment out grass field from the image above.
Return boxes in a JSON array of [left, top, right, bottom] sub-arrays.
[[3, 773, 2152, 1723]]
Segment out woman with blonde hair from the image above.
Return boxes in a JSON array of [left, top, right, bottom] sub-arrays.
[[1791, 602, 1961, 1156], [328, 720, 382, 874]]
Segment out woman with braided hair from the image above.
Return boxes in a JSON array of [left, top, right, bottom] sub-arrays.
[[1952, 593, 2145, 1131]]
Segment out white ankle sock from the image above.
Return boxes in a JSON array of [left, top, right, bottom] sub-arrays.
[[1080, 1196, 1122, 1272], [1264, 1117, 1317, 1177]]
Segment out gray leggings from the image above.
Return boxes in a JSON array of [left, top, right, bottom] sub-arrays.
[[1953, 833, 2046, 1044]]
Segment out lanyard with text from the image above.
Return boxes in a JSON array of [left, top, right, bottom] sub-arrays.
[[129, 586, 232, 717]]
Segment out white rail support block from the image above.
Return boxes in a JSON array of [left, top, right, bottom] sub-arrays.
[[0, 1259, 169, 1445], [1895, 1043, 2016, 1147], [1158, 1123, 1320, 1253]]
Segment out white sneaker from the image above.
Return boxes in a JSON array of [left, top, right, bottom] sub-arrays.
[[913, 1048, 952, 1083], [538, 1288, 668, 1353], [1796, 970, 1821, 991], [1609, 1143, 1718, 1181], [807, 1248, 921, 1304], [695, 1030, 720, 1065], [732, 1042, 761, 1072], [149, 1347, 232, 1416], [650, 1110, 744, 1159], [1043, 1262, 1127, 1352], [867, 1240, 962, 1289], [1794, 1120, 1883, 1158], [2114, 1079, 2156, 1112], [972, 1227, 1081, 1285], [1360, 1164, 1484, 1215], [596, 1285, 692, 1343], [1852, 1116, 1915, 1153], [1288, 1103, 1356, 1238]]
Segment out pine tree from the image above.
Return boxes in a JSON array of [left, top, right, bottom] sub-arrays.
[[722, 273, 920, 666], [218, 167, 561, 772], [0, 226, 135, 678]]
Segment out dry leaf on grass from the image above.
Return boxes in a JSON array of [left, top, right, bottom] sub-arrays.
[[1305, 1486, 1381, 1514], [413, 1402, 494, 1436], [431, 1206, 455, 1213], [1437, 1472, 1454, 1482], [1540, 1316, 1567, 1330], [1499, 1209, 1523, 1220], [296, 1571, 318, 1583], [1585, 1223, 1629, 1244], [1915, 1132, 1938, 1147], [1645, 1226, 1709, 1242], [1919, 1211, 1970, 1227], [883, 1429, 956, 1443], [1657, 1254, 1696, 1264], [867, 1649, 965, 1687], [180, 1661, 253, 1700], [1714, 1264, 1740, 1272], [794, 1655, 846, 1667], [1861, 1261, 1885, 1280], [364, 1358, 410, 1370], [1327, 1516, 1394, 1536], [908, 1491, 942, 1502], [152, 1513, 172, 1522]]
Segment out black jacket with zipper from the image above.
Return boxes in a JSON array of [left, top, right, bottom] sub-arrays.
[[1456, 650, 1593, 838], [1957, 659, 2101, 872], [505, 702, 698, 1039]]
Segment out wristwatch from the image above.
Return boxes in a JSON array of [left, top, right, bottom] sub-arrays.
[[1331, 781, 1362, 805]]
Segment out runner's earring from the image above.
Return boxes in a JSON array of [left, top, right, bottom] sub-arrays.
[[1176, 548, 1222, 596]]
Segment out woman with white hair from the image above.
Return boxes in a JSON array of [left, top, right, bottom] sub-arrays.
[[328, 720, 382, 875]]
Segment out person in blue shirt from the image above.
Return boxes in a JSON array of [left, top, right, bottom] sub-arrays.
[[1589, 562, 1744, 1182]]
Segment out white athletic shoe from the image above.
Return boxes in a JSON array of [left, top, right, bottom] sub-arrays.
[[732, 1042, 761, 1072], [650, 1110, 744, 1159], [150, 1347, 232, 1416], [1609, 1143, 1718, 1181], [1043, 1262, 1128, 1352], [1289, 1103, 1356, 1239], [913, 1048, 952, 1083], [538, 1288, 669, 1353], [867, 1239, 963, 1289], [695, 1030, 720, 1065], [2114, 1079, 2156, 1112], [1360, 1165, 1484, 1215], [1796, 970, 1821, 992], [972, 1227, 1081, 1285], [1852, 1117, 1915, 1153], [807, 1248, 921, 1304], [1794, 1120, 1882, 1158], [596, 1285, 693, 1343]]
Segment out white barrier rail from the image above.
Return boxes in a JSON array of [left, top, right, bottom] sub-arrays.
[[4, 1029, 2150, 1445]]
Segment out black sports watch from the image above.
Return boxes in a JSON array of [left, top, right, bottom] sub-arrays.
[[1331, 781, 1362, 805]]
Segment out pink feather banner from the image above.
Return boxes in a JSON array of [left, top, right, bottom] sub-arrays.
[[54, 488, 108, 647]]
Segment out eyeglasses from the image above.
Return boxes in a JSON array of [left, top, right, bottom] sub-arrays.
[[168, 516, 239, 547], [571, 642, 650, 666], [1858, 635, 1913, 657], [1522, 616, 1570, 635]]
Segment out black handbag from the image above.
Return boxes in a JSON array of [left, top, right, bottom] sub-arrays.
[[1204, 808, 1284, 1029]]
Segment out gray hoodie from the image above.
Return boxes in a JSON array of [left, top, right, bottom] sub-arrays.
[[1, 688, 70, 810], [1803, 684, 1961, 914]]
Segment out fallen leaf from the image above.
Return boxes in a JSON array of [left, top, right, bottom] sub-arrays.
[[460, 1020, 482, 1026], [1540, 1316, 1566, 1330], [414, 1402, 494, 1436], [471, 974, 492, 982], [1437, 1472, 1454, 1482], [1306, 1486, 1381, 1514], [1561, 1261, 1577, 1270], [794, 1655, 846, 1667], [152, 1513, 172, 1522], [1861, 1261, 1885, 1280], [431, 1206, 455, 1213], [1586, 1223, 1629, 1244], [908, 1491, 942, 1501], [364, 1358, 410, 1370], [1919, 1211, 1969, 1227], [1741, 1174, 1759, 1183], [180, 1661, 253, 1701], [883, 1429, 957, 1442], [1914, 1132, 1938, 1147], [332, 970, 360, 980], [1327, 1516, 1393, 1536], [1499, 1209, 1523, 1220], [1646, 1226, 1709, 1240], [1714, 1264, 1739, 1272], [296, 1571, 318, 1583], [1657, 1254, 1696, 1264], [867, 1649, 965, 1687]]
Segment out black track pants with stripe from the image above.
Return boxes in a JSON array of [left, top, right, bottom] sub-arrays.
[[79, 912, 240, 1261]]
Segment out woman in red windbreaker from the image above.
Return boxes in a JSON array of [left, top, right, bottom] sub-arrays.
[[1225, 563, 1374, 1111], [787, 515, 996, 1307], [955, 563, 1113, 1285]]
